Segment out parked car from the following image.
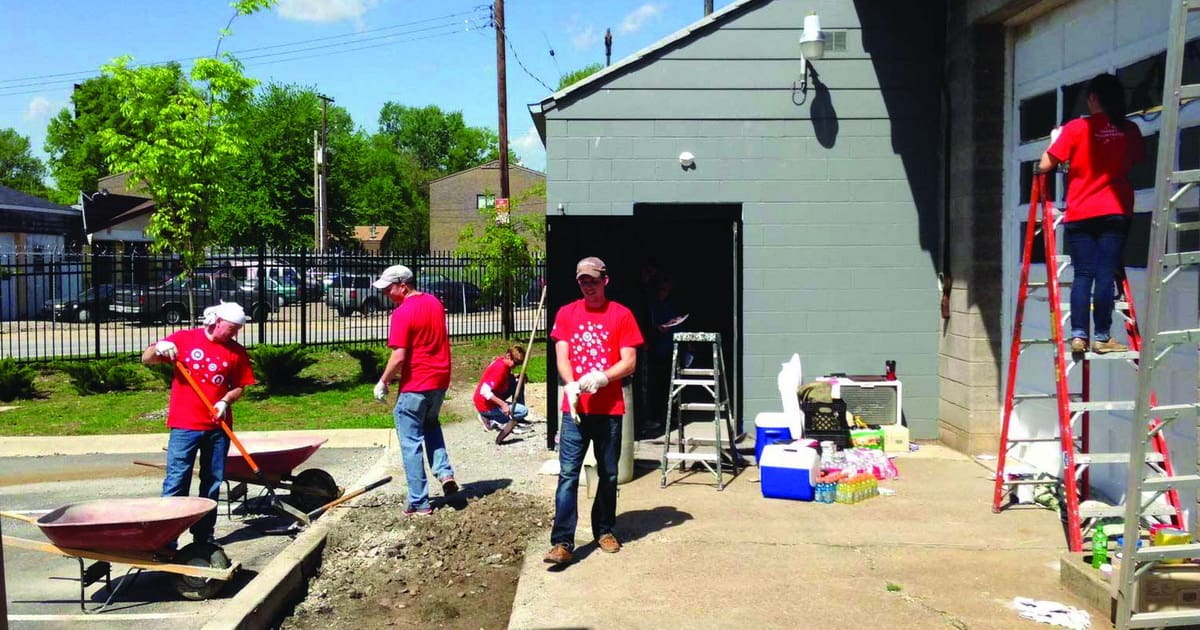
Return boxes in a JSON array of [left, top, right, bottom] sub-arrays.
[[423, 278, 490, 314], [112, 273, 279, 324], [41, 284, 139, 323], [240, 276, 298, 307], [324, 273, 388, 316]]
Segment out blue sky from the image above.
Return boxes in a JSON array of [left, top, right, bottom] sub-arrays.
[[2, 0, 736, 177]]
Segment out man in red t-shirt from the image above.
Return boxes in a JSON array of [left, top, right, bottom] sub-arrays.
[[543, 256, 644, 565], [142, 301, 256, 545], [473, 344, 533, 444], [372, 264, 458, 516]]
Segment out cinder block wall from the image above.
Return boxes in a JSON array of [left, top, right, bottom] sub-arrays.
[[940, 5, 1006, 454]]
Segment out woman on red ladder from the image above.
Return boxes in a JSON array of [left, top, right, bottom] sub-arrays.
[[1039, 73, 1145, 355]]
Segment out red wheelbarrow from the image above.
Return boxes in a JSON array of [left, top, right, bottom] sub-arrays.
[[1, 496, 239, 613], [136, 435, 343, 517]]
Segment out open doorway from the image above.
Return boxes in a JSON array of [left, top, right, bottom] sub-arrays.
[[544, 204, 742, 447]]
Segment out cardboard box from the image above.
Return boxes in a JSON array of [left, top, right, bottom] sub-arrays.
[[1136, 562, 1200, 613], [882, 424, 909, 455]]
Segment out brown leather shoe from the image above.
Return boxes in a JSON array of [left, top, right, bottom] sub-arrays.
[[544, 543, 574, 564], [597, 533, 621, 553], [495, 419, 517, 445]]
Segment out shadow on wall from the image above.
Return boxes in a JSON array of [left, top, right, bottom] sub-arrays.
[[810, 71, 839, 149]]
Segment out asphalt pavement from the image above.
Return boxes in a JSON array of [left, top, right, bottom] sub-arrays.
[[0, 431, 388, 628]]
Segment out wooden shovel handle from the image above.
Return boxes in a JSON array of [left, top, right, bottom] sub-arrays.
[[173, 360, 264, 476]]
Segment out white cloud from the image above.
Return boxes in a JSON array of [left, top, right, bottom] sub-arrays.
[[276, 0, 379, 23], [570, 25, 599, 51], [618, 3, 665, 34], [512, 126, 545, 172], [24, 96, 55, 121]]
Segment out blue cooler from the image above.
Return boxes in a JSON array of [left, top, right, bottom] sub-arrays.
[[754, 416, 793, 464], [760, 443, 818, 501]]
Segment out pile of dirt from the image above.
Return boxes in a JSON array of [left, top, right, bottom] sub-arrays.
[[283, 489, 553, 629]]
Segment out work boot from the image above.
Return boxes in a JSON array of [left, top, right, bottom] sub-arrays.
[[597, 533, 622, 553], [1069, 337, 1087, 353], [495, 419, 518, 445], [440, 477, 459, 495], [1092, 338, 1129, 354], [544, 543, 574, 565]]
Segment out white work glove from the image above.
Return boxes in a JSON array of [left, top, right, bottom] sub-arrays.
[[213, 400, 228, 421], [563, 381, 581, 423], [577, 370, 609, 393], [154, 340, 178, 360], [373, 380, 388, 401], [1049, 126, 1061, 144]]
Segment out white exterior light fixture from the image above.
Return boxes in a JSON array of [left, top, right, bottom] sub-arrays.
[[678, 151, 695, 169], [795, 13, 826, 104]]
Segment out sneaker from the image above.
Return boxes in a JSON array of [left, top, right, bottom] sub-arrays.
[[403, 505, 433, 517], [543, 543, 574, 565], [597, 533, 622, 554], [440, 477, 459, 495], [1069, 337, 1087, 353], [511, 422, 534, 435], [479, 415, 493, 431], [1092, 338, 1129, 354]]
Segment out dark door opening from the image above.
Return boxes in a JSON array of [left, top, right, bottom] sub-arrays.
[[544, 204, 742, 448]]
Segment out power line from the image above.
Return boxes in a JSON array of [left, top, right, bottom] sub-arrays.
[[492, 19, 553, 93], [0, 7, 490, 97]]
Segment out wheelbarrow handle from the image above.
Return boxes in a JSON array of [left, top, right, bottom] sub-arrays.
[[0, 510, 40, 524], [173, 360, 265, 477]]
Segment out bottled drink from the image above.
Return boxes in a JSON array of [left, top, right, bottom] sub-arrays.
[[1092, 526, 1109, 569]]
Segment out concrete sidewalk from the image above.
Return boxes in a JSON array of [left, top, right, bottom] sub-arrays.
[[0, 428, 395, 457], [510, 443, 1096, 629]]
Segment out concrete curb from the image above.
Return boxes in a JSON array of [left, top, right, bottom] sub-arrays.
[[202, 447, 395, 629], [0, 429, 393, 457]]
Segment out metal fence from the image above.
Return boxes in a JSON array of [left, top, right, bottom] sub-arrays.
[[0, 247, 545, 362]]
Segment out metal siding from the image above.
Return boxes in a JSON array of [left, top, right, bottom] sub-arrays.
[[542, 0, 942, 435]]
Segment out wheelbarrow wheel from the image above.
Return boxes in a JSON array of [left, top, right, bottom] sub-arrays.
[[172, 542, 232, 601], [290, 468, 341, 513]]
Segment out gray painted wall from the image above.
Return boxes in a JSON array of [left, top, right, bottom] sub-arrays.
[[540, 0, 945, 437]]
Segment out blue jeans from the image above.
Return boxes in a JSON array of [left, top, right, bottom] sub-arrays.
[[1066, 215, 1129, 342], [162, 428, 229, 543], [551, 413, 622, 549], [393, 389, 454, 511], [480, 403, 529, 427]]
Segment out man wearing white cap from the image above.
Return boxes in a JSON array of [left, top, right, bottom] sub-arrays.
[[142, 301, 256, 545], [544, 256, 643, 565], [372, 264, 458, 516]]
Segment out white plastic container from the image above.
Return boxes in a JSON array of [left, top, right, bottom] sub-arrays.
[[760, 443, 819, 501]]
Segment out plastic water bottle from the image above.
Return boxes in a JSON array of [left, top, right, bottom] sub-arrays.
[[1092, 526, 1108, 569]]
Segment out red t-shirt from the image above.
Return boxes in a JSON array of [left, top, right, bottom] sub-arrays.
[[551, 299, 644, 415], [1048, 113, 1144, 222], [166, 327, 256, 431], [387, 292, 451, 392], [473, 356, 514, 412]]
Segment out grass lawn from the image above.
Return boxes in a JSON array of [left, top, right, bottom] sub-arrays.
[[0, 337, 547, 437]]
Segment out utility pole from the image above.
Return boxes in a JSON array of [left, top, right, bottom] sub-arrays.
[[704, 0, 713, 16], [495, 0, 514, 338], [313, 129, 320, 251], [318, 94, 334, 254]]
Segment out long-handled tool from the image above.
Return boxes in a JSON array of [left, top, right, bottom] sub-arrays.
[[513, 284, 547, 403], [277, 475, 393, 533], [174, 360, 311, 526]]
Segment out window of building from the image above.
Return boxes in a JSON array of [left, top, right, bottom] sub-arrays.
[[1019, 91, 1057, 144]]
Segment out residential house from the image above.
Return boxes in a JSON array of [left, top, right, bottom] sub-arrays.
[[0, 185, 85, 320], [428, 159, 545, 252]]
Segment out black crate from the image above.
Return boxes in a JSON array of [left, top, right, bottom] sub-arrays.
[[802, 399, 850, 449]]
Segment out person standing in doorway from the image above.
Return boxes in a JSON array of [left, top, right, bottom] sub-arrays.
[[544, 256, 644, 565], [142, 302, 255, 546], [372, 264, 459, 516], [1040, 73, 1145, 354]]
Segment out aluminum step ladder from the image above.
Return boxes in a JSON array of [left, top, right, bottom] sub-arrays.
[[991, 166, 1181, 552], [660, 332, 741, 490], [1114, 2, 1200, 627]]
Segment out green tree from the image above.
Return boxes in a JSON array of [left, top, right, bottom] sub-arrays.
[[0, 128, 48, 197], [558, 63, 603, 90], [455, 181, 545, 334], [336, 132, 428, 252], [377, 103, 499, 175]]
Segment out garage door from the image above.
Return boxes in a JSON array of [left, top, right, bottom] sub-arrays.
[[1003, 0, 1200, 495]]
